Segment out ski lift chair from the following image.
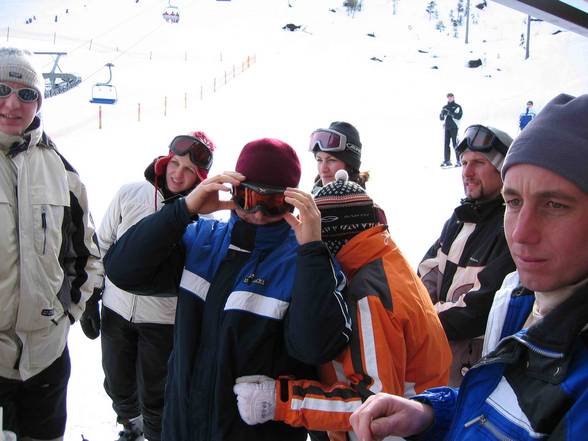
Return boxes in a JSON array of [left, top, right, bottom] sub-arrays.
[[89, 63, 118, 104], [163, 5, 180, 23], [90, 84, 118, 104]]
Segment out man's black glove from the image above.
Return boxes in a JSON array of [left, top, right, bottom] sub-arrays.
[[80, 287, 102, 340]]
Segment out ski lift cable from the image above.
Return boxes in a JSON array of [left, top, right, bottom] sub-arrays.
[[66, 0, 167, 56], [81, 19, 168, 84]]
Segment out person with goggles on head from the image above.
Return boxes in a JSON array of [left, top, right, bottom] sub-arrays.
[[104, 138, 352, 441], [351, 93, 588, 441], [309, 121, 388, 224], [418, 124, 516, 387], [0, 46, 101, 441], [80, 131, 216, 441]]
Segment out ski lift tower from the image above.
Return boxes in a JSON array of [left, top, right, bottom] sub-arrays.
[[33, 51, 82, 98]]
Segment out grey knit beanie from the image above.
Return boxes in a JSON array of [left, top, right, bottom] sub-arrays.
[[502, 94, 588, 194], [0, 46, 44, 110]]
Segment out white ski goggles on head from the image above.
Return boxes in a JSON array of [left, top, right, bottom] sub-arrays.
[[309, 129, 360, 156]]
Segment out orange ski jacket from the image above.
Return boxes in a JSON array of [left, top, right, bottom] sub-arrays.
[[274, 225, 451, 439]]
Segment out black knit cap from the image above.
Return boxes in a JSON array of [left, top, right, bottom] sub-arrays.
[[318, 121, 362, 170], [315, 170, 377, 255]]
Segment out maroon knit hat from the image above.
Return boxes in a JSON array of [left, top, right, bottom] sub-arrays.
[[235, 138, 301, 188]]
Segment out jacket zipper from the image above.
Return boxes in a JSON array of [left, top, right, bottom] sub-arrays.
[[464, 414, 513, 440], [41, 209, 47, 254]]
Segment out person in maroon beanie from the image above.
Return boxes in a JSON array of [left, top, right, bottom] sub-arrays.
[[103, 138, 352, 441]]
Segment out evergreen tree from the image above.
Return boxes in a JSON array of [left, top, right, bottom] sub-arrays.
[[426, 1, 437, 21], [457, 0, 465, 25]]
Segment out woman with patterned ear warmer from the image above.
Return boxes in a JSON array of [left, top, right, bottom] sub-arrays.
[[80, 130, 216, 441], [309, 121, 388, 224]]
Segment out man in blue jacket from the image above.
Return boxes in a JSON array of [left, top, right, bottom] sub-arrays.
[[104, 138, 352, 441], [518, 100, 536, 130], [350, 93, 588, 441]]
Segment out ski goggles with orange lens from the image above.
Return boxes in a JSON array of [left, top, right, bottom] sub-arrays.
[[232, 181, 293, 216], [0, 82, 40, 103], [457, 125, 509, 156], [169, 135, 213, 171]]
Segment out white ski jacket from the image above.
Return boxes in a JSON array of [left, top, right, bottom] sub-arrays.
[[98, 180, 178, 324], [0, 120, 100, 380]]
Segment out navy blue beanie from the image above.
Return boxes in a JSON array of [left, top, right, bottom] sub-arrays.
[[502, 93, 588, 194]]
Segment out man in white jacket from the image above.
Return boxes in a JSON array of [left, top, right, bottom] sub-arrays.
[[80, 132, 216, 441], [0, 46, 101, 441]]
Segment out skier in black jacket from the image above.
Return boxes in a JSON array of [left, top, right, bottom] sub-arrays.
[[104, 138, 352, 441], [439, 92, 463, 167]]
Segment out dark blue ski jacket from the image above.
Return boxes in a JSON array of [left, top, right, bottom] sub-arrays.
[[104, 198, 352, 441]]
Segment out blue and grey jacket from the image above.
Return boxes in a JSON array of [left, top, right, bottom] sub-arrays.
[[413, 272, 588, 440], [104, 199, 352, 441]]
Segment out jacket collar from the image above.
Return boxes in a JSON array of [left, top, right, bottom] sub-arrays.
[[335, 225, 389, 279], [1, 116, 43, 157], [455, 195, 504, 223], [228, 211, 293, 252]]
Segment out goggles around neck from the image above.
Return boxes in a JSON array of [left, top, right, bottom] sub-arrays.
[[169, 135, 213, 171], [309, 128, 361, 156], [457, 125, 509, 156], [0, 82, 40, 103], [232, 181, 293, 216]]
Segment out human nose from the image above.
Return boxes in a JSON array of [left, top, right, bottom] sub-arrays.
[[509, 205, 540, 245], [463, 162, 475, 176]]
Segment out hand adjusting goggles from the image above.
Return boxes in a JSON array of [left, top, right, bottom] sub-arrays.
[[309, 128, 361, 156], [168, 135, 214, 171], [457, 125, 509, 156], [232, 181, 293, 216], [0, 82, 40, 103]]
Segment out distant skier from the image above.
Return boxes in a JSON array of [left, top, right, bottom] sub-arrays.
[[518, 100, 536, 130], [439, 92, 463, 167]]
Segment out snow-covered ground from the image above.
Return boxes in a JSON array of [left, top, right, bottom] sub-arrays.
[[2, 0, 588, 439]]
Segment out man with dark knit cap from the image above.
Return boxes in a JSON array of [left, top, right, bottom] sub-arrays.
[[419, 124, 516, 386], [104, 138, 352, 441], [233, 170, 450, 441], [350, 93, 588, 441]]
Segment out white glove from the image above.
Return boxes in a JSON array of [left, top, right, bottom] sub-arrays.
[[233, 375, 276, 425]]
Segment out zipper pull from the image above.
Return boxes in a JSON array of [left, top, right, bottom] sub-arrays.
[[464, 414, 486, 428], [41, 210, 47, 254]]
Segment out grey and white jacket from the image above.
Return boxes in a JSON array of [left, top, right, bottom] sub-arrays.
[[0, 118, 101, 380], [97, 180, 178, 324]]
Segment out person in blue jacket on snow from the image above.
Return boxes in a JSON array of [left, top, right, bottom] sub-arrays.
[[104, 138, 352, 441], [350, 93, 588, 441], [518, 100, 536, 130]]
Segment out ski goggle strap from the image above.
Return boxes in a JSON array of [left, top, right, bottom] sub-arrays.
[[232, 181, 293, 216], [0, 82, 40, 103], [457, 125, 509, 156], [169, 135, 214, 171]]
